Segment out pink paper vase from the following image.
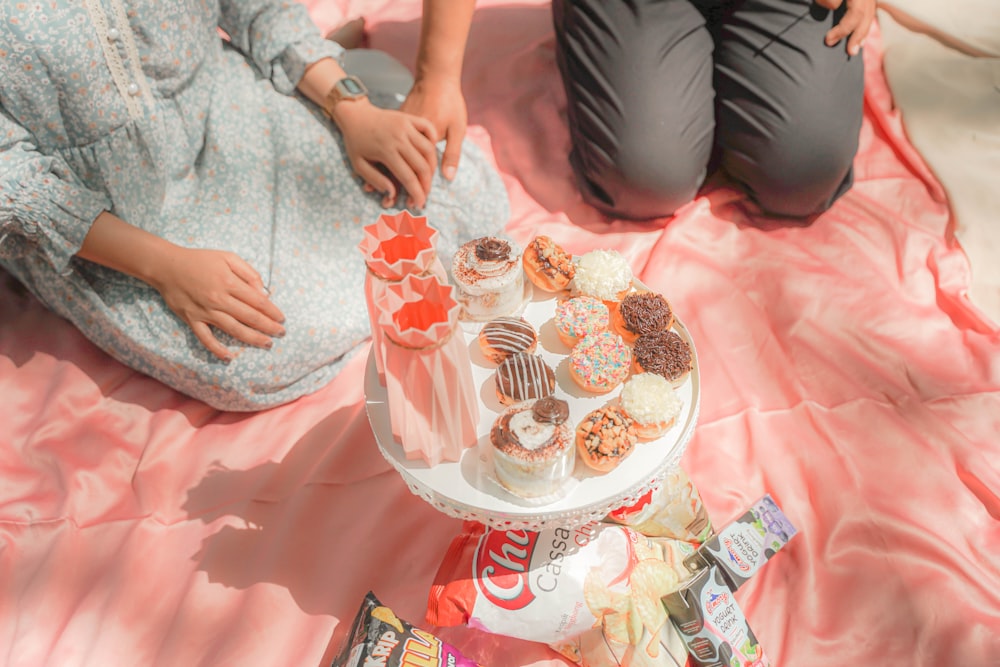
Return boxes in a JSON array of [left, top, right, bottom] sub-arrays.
[[376, 273, 479, 467], [359, 211, 447, 385]]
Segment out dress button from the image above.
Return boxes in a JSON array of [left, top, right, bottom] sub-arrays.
[[107, 27, 121, 41], [127, 82, 140, 96]]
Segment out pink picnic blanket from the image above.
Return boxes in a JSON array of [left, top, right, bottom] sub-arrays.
[[2, 2, 999, 665]]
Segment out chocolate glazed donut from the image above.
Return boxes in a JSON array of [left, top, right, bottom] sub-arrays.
[[494, 352, 556, 405]]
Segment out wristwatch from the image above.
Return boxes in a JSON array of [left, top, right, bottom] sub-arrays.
[[322, 75, 368, 118]]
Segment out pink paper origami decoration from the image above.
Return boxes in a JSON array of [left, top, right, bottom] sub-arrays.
[[358, 211, 446, 385], [377, 273, 479, 467]]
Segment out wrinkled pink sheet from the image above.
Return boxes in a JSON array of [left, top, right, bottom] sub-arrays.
[[3, 2, 1000, 665]]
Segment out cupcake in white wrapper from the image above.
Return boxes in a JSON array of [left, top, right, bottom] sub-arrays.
[[490, 397, 575, 499], [451, 236, 524, 321]]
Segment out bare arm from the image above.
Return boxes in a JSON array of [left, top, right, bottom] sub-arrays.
[[402, 0, 477, 180], [78, 211, 285, 361], [299, 57, 438, 208]]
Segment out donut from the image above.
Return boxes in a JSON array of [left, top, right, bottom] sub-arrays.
[[632, 330, 693, 388], [478, 316, 538, 364], [575, 405, 637, 473], [611, 291, 674, 345], [553, 295, 610, 348], [495, 352, 556, 406], [569, 331, 631, 394], [522, 235, 575, 293], [572, 249, 633, 305], [618, 373, 683, 440]]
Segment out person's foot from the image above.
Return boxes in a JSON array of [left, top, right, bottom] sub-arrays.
[[325, 17, 367, 49]]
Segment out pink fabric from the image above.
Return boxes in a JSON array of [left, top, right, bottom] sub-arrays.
[[3, 2, 999, 666]]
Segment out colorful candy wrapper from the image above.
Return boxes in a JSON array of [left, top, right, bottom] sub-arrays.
[[333, 591, 479, 667], [359, 211, 447, 385], [378, 273, 478, 466], [607, 467, 713, 544], [427, 521, 692, 666]]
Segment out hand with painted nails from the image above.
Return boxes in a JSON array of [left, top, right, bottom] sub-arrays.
[[818, 0, 876, 56], [401, 75, 467, 182], [76, 211, 285, 362], [332, 97, 438, 209], [148, 246, 286, 361]]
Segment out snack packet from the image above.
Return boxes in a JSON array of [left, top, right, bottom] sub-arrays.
[[683, 494, 796, 592], [607, 467, 713, 544], [427, 521, 691, 666], [334, 591, 479, 667], [662, 566, 770, 667]]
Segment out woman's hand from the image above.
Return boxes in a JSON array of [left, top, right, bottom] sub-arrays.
[[148, 246, 286, 361], [818, 0, 876, 57], [332, 98, 439, 209], [78, 212, 284, 361], [402, 76, 468, 181]]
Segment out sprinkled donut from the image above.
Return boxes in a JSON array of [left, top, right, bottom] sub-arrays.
[[569, 331, 631, 394], [632, 330, 693, 388], [554, 295, 610, 348]]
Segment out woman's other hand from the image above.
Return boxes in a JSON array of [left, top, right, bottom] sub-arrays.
[[78, 212, 285, 361], [818, 0, 876, 57], [401, 76, 467, 181], [149, 247, 285, 361], [333, 98, 438, 209]]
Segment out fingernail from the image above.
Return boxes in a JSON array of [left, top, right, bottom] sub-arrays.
[[443, 166, 456, 181], [264, 340, 273, 349], [277, 328, 286, 337]]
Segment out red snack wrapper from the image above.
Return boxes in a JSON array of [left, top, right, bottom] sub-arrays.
[[333, 591, 480, 667], [427, 522, 692, 666]]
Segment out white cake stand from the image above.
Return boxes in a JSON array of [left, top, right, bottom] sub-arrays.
[[364, 284, 700, 531]]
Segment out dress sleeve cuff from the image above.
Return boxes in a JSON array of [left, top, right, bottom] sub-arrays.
[[271, 36, 345, 95], [1, 165, 111, 273]]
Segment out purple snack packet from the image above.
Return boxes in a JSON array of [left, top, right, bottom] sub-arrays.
[[685, 494, 797, 592], [334, 592, 480, 667]]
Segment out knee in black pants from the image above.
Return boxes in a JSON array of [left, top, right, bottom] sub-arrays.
[[723, 133, 858, 219], [570, 130, 710, 221]]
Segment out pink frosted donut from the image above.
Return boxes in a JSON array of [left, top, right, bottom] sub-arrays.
[[569, 331, 631, 394], [554, 296, 610, 348]]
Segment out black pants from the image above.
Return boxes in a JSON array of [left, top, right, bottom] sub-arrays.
[[552, 0, 864, 219]]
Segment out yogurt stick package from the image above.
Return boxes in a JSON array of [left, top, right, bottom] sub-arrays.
[[427, 521, 693, 666]]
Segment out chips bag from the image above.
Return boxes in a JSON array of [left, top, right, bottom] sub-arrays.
[[427, 521, 695, 666], [607, 468, 713, 544], [334, 591, 479, 667]]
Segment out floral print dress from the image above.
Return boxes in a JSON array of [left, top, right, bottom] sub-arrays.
[[0, 0, 509, 410]]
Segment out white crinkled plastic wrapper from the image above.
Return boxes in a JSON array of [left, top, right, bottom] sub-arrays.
[[426, 521, 695, 666]]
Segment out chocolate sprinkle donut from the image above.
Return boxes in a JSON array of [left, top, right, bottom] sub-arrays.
[[632, 330, 692, 383], [618, 292, 672, 337]]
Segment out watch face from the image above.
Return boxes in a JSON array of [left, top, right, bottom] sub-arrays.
[[341, 77, 365, 96]]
